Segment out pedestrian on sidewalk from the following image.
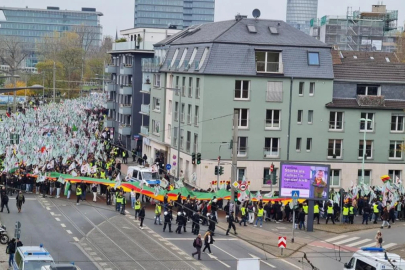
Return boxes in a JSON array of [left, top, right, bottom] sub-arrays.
[[192, 211, 200, 235], [375, 231, 383, 248], [6, 238, 16, 268], [362, 204, 371, 225], [130, 189, 136, 208], [381, 207, 391, 229], [325, 202, 335, 224], [254, 205, 264, 227], [247, 202, 255, 224], [134, 199, 141, 219], [76, 185, 82, 206], [202, 231, 214, 254], [343, 202, 349, 223], [298, 208, 306, 230], [132, 149, 136, 162], [120, 195, 127, 215], [15, 191, 25, 213], [116, 192, 123, 211], [55, 181, 61, 198], [226, 211, 237, 236], [349, 204, 355, 224], [92, 184, 97, 202], [80, 181, 87, 201], [313, 202, 320, 224], [139, 206, 146, 229], [163, 209, 173, 232], [239, 202, 247, 226], [65, 180, 72, 199], [154, 202, 162, 225], [191, 234, 202, 260]]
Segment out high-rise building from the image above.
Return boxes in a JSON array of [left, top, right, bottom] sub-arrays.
[[286, 0, 318, 35], [134, 0, 215, 29], [0, 6, 103, 67]]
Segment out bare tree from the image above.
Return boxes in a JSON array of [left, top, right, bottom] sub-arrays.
[[0, 36, 31, 74]]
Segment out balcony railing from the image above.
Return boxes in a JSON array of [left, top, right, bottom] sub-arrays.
[[103, 118, 113, 128], [263, 147, 280, 158], [357, 95, 385, 106], [256, 61, 283, 73], [327, 148, 343, 159], [105, 65, 117, 74], [265, 119, 281, 129], [140, 104, 150, 115], [119, 85, 132, 95], [105, 83, 115, 91], [105, 100, 114, 109], [120, 64, 133, 75], [140, 126, 149, 136], [141, 57, 161, 72], [119, 104, 132, 115], [118, 125, 131, 136]]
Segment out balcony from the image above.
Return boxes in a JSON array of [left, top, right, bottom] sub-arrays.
[[327, 148, 343, 159], [118, 125, 131, 136], [142, 58, 160, 73], [119, 85, 132, 95], [105, 83, 115, 91], [263, 147, 281, 158], [140, 126, 149, 136], [103, 118, 113, 128], [105, 65, 117, 73], [120, 64, 133, 75], [356, 95, 385, 107], [256, 61, 284, 73], [140, 84, 151, 94], [119, 104, 132, 115], [140, 104, 150, 115], [105, 100, 115, 109]]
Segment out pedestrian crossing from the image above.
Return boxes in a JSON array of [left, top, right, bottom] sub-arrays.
[[319, 234, 397, 250]]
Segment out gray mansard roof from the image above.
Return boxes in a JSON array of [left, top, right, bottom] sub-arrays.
[[156, 18, 334, 79]]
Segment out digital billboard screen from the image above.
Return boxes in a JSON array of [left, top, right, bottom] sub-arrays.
[[279, 163, 330, 200]]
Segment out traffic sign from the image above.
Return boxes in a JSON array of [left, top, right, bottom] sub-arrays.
[[239, 184, 247, 191], [278, 236, 287, 248], [166, 164, 172, 171], [232, 181, 239, 188], [291, 190, 300, 199]]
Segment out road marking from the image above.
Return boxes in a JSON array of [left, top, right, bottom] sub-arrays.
[[166, 238, 238, 241], [324, 235, 348, 242], [249, 253, 276, 268], [61, 223, 66, 228], [84, 247, 92, 251], [99, 263, 107, 266], [89, 252, 97, 256], [212, 244, 238, 259], [384, 243, 397, 249], [50, 212, 55, 216], [94, 257, 102, 261], [66, 230, 72, 234], [208, 253, 231, 268], [346, 239, 372, 247], [280, 259, 302, 270], [55, 218, 60, 221], [46, 207, 51, 210], [334, 237, 360, 245], [73, 237, 79, 242], [125, 210, 129, 214]]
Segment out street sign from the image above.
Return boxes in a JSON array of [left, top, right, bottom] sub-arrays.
[[173, 161, 177, 166], [232, 181, 239, 188], [166, 164, 172, 171], [291, 190, 300, 199], [239, 184, 247, 191], [173, 155, 177, 160], [278, 236, 287, 248], [133, 135, 140, 140]]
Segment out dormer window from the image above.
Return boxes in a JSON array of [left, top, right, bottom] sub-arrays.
[[357, 85, 380, 96], [255, 51, 283, 73], [308, 52, 320, 65]]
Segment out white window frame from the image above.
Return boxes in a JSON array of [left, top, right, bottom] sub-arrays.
[[153, 74, 161, 88], [237, 168, 246, 181], [297, 110, 303, 124], [264, 138, 280, 158], [168, 100, 172, 115], [329, 169, 341, 187], [236, 108, 249, 129], [296, 137, 301, 152], [189, 48, 198, 65], [237, 137, 248, 157], [357, 85, 381, 96], [358, 169, 372, 185], [299, 82, 304, 96], [358, 140, 373, 159], [308, 110, 313, 124], [389, 140, 403, 159], [306, 138, 312, 152], [360, 113, 375, 132], [328, 139, 343, 159], [309, 82, 315, 96], [329, 112, 344, 131], [170, 48, 179, 68], [198, 47, 209, 70], [234, 80, 250, 100], [265, 109, 281, 130], [178, 48, 188, 67], [153, 98, 161, 112], [255, 51, 282, 73], [388, 170, 401, 181], [391, 114, 404, 133]]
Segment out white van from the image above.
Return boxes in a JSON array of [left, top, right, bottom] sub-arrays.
[[41, 264, 81, 270], [126, 165, 161, 186], [13, 245, 54, 270], [344, 247, 405, 270]]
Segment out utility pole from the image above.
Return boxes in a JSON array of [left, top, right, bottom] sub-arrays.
[[230, 110, 238, 217], [102, 59, 105, 94], [53, 62, 56, 103], [12, 69, 17, 113], [217, 155, 220, 190]]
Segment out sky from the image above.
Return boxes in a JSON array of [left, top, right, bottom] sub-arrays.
[[2, 0, 404, 36]]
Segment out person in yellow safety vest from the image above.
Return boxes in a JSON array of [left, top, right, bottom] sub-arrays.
[[373, 202, 380, 224], [302, 203, 308, 227], [313, 203, 320, 224], [116, 192, 123, 212], [348, 204, 355, 224], [154, 203, 163, 225], [76, 186, 82, 206], [325, 202, 335, 224], [134, 199, 141, 220], [239, 203, 247, 226], [343, 204, 349, 223], [169, 185, 174, 191], [120, 193, 127, 215], [255, 206, 264, 227], [100, 171, 106, 179]]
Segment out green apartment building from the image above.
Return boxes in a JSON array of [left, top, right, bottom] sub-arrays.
[[140, 16, 405, 191]]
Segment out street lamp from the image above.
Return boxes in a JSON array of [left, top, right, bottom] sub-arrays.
[[166, 87, 182, 181], [360, 118, 373, 185]]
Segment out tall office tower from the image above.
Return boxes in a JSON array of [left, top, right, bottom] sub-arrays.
[[0, 6, 103, 67], [134, 0, 215, 29], [286, 0, 318, 35]]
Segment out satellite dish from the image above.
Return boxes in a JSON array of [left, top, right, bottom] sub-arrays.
[[252, 9, 261, 19]]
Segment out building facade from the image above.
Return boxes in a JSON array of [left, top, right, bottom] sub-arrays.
[[286, 0, 318, 35], [310, 4, 399, 52], [0, 6, 103, 67], [104, 28, 179, 150], [134, 0, 215, 29]]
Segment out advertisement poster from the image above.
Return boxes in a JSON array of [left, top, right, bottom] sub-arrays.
[[279, 163, 330, 200]]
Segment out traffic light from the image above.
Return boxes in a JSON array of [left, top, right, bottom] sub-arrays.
[[191, 153, 196, 165], [197, 153, 201, 164], [214, 166, 219, 175], [219, 166, 224, 175], [234, 190, 238, 202]]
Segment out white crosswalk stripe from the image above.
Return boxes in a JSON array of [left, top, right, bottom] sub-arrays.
[[346, 239, 373, 247], [324, 235, 348, 242], [325, 235, 397, 250], [383, 243, 397, 249], [334, 237, 360, 245]]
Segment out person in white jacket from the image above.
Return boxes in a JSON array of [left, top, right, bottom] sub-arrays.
[[247, 202, 256, 224]]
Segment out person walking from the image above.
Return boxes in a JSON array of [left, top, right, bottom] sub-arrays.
[[134, 199, 141, 220], [191, 234, 202, 260], [298, 208, 306, 230], [247, 202, 255, 224], [91, 184, 97, 202], [55, 181, 61, 198], [131, 148, 136, 162], [130, 189, 136, 208], [375, 231, 383, 248], [381, 207, 391, 229], [313, 202, 320, 224], [254, 206, 264, 227], [116, 192, 123, 212], [106, 186, 111, 205], [163, 209, 173, 232], [226, 211, 237, 236], [15, 191, 25, 213], [65, 180, 72, 199], [80, 181, 87, 201], [349, 204, 355, 224], [7, 238, 16, 268], [175, 212, 184, 234], [202, 231, 214, 254], [154, 202, 162, 225], [362, 204, 371, 225], [139, 205, 146, 229], [239, 203, 247, 226], [192, 211, 200, 235], [373, 201, 380, 224], [76, 185, 82, 206]]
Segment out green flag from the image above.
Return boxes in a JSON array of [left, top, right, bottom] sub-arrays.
[[72, 125, 78, 132]]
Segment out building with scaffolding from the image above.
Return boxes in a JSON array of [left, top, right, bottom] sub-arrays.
[[310, 4, 400, 52]]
